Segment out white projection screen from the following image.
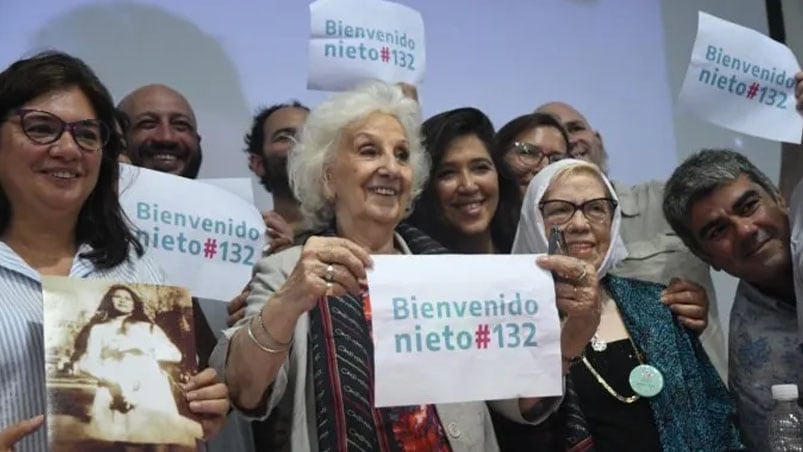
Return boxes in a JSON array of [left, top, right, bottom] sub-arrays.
[[0, 0, 786, 348]]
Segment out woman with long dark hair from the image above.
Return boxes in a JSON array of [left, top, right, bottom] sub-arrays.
[[0, 51, 228, 452], [71, 284, 201, 445], [406, 107, 520, 253]]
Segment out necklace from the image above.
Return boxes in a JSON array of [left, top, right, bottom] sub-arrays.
[[590, 333, 607, 352], [581, 335, 643, 404]]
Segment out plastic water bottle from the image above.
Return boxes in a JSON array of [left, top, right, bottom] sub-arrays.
[[768, 384, 803, 452]]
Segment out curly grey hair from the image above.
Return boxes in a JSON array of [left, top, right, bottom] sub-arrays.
[[288, 81, 428, 231]]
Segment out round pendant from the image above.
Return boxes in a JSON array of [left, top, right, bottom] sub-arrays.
[[590, 334, 607, 352], [628, 364, 664, 397]]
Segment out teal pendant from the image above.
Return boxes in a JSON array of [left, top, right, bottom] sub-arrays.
[[628, 364, 664, 397]]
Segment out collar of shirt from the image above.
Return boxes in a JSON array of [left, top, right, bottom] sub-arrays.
[[612, 180, 640, 218], [0, 241, 97, 283]]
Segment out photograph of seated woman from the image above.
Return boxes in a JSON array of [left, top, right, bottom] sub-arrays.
[[70, 284, 202, 447], [406, 107, 520, 254], [493, 159, 742, 451]]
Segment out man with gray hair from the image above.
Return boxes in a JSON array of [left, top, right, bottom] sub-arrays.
[[663, 149, 802, 450], [535, 101, 728, 380]]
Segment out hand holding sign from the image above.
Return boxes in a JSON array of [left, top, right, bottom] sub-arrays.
[[679, 11, 803, 142], [262, 210, 295, 255], [536, 255, 601, 364], [275, 236, 373, 317]]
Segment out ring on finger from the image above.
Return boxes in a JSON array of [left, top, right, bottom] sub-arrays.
[[324, 264, 334, 282], [574, 266, 587, 283]]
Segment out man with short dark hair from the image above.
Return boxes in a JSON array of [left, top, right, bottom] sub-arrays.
[[118, 84, 203, 179], [244, 101, 309, 255], [535, 101, 728, 380], [229, 103, 309, 452], [663, 149, 802, 449]]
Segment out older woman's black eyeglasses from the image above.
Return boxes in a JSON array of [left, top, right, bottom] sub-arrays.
[[539, 198, 618, 225], [11, 109, 110, 152]]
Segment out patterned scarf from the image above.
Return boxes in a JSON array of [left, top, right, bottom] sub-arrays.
[[309, 224, 453, 452]]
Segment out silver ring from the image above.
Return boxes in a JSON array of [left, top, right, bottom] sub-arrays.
[[326, 281, 333, 290], [575, 266, 587, 283], [325, 264, 334, 282]]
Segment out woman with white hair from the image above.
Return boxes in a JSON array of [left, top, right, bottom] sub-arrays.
[[494, 159, 741, 451], [213, 82, 500, 451]]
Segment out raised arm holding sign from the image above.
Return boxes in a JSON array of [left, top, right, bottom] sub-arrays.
[[679, 11, 803, 142]]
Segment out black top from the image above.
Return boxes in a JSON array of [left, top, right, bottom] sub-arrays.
[[570, 339, 662, 452]]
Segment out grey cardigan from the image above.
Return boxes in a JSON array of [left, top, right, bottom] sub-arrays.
[[211, 238, 500, 452]]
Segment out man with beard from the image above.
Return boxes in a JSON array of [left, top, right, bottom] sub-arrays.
[[244, 101, 309, 255], [535, 101, 728, 381], [227, 101, 309, 451], [118, 84, 203, 178], [664, 149, 802, 450]]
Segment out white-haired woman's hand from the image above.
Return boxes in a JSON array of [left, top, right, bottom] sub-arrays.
[[274, 236, 373, 317], [536, 255, 600, 365]]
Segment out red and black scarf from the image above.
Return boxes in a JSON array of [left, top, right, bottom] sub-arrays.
[[308, 224, 453, 452]]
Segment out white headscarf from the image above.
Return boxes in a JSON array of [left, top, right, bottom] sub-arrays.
[[511, 159, 628, 279]]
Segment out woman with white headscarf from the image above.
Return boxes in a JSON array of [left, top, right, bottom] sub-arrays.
[[496, 160, 741, 451]]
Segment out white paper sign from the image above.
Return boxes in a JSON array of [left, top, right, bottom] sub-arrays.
[[368, 254, 562, 407], [679, 11, 803, 143], [119, 165, 265, 301], [308, 0, 425, 91]]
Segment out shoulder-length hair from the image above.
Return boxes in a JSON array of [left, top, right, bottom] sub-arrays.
[[287, 81, 428, 231], [71, 284, 152, 362], [0, 51, 143, 268], [406, 107, 520, 253]]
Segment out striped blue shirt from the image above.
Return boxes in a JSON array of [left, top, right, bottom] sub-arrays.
[[0, 241, 164, 452]]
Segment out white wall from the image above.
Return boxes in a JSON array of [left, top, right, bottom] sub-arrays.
[[0, 0, 678, 211]]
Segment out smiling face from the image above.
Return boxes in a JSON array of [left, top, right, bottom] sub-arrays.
[[326, 111, 413, 232], [111, 288, 135, 315], [541, 170, 612, 270], [120, 85, 201, 177], [434, 134, 499, 238], [537, 102, 606, 172], [0, 86, 102, 221], [687, 174, 790, 285]]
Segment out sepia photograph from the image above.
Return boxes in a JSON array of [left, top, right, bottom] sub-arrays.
[[42, 277, 203, 451]]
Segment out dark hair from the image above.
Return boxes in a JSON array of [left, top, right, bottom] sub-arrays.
[[71, 284, 152, 363], [663, 148, 780, 255], [407, 107, 520, 253], [0, 51, 143, 268], [244, 101, 310, 156], [493, 112, 569, 162]]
